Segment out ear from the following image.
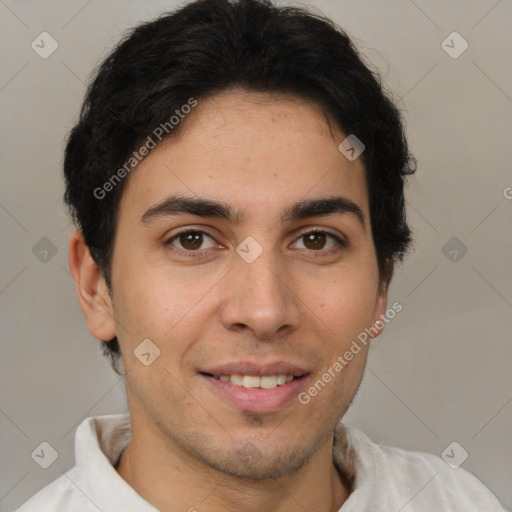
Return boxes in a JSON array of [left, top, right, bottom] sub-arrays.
[[68, 230, 117, 341], [370, 260, 394, 339]]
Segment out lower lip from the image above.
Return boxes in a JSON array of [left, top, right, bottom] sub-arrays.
[[200, 374, 308, 414]]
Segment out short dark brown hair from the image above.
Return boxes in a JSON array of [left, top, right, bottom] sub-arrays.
[[64, 0, 416, 372]]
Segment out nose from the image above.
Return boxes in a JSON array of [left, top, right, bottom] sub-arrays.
[[219, 246, 301, 340]]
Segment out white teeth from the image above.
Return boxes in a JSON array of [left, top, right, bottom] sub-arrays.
[[230, 374, 243, 386], [242, 376, 260, 388], [214, 374, 296, 388], [261, 376, 278, 388]]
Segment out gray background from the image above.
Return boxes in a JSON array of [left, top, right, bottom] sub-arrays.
[[1, 0, 511, 510]]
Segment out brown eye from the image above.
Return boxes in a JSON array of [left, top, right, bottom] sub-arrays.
[[167, 230, 216, 252], [293, 230, 345, 254], [179, 232, 203, 250], [303, 232, 328, 250]]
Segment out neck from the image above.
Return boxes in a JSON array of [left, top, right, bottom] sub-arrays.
[[115, 421, 350, 512]]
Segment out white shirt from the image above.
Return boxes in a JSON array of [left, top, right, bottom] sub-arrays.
[[15, 413, 505, 511]]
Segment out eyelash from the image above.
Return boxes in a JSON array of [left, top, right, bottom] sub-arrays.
[[165, 228, 347, 258]]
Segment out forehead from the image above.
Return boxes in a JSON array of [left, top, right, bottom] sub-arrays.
[[119, 90, 369, 225]]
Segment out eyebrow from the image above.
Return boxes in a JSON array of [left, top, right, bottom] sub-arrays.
[[140, 194, 365, 229]]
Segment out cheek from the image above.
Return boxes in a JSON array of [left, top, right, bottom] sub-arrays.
[[309, 271, 379, 344], [111, 261, 223, 354]]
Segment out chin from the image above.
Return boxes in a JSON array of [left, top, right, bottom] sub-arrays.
[[193, 436, 321, 481]]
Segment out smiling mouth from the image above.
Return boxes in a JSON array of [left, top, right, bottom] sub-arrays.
[[199, 370, 310, 413], [201, 373, 303, 389], [201, 372, 306, 389]]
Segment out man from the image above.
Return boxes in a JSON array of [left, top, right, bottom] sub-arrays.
[[15, 0, 505, 510]]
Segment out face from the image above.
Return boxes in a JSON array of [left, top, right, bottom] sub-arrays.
[[104, 90, 388, 479]]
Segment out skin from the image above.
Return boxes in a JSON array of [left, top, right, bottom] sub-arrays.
[[69, 89, 390, 512]]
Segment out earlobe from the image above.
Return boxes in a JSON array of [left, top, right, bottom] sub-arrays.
[[370, 292, 388, 338], [68, 231, 117, 341], [370, 261, 394, 338]]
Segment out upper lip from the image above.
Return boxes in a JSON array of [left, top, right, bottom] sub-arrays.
[[199, 361, 310, 377]]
